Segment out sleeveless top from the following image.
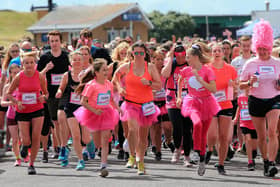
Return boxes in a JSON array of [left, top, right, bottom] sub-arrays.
[[65, 71, 81, 106], [16, 70, 43, 113], [125, 62, 153, 104]]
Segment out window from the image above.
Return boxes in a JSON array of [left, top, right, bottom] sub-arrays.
[[68, 31, 80, 44], [107, 29, 119, 42]]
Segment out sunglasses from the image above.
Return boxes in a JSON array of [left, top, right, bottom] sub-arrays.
[[134, 51, 145, 56], [22, 48, 32, 52]]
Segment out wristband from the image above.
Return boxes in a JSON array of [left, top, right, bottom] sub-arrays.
[[149, 80, 152, 86]]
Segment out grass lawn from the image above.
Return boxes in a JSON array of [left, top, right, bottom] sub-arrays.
[[0, 10, 37, 48]]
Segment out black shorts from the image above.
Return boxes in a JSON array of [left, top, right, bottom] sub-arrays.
[[240, 127, 258, 139], [64, 103, 80, 118], [16, 109, 44, 122], [155, 100, 169, 123], [0, 105, 8, 112], [248, 95, 280, 117], [215, 108, 233, 117], [47, 98, 59, 121], [41, 104, 53, 136], [58, 95, 69, 110], [7, 118, 17, 126]]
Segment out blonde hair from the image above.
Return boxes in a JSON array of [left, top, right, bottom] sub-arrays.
[[20, 51, 38, 63], [69, 50, 83, 62], [111, 42, 129, 62]]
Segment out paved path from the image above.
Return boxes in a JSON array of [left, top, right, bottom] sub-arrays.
[[0, 148, 280, 187]]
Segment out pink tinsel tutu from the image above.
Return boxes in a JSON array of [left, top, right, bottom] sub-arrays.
[[181, 94, 220, 124], [120, 101, 160, 127], [74, 106, 119, 132]]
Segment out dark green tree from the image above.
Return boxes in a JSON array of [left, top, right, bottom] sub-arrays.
[[148, 11, 195, 42]]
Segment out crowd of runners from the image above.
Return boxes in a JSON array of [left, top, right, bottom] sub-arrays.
[[1, 19, 280, 178]]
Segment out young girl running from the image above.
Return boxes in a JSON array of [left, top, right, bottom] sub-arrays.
[[56, 51, 91, 170], [1, 64, 20, 166], [7, 51, 48, 175], [177, 43, 220, 176], [233, 89, 258, 171], [74, 58, 121, 177]]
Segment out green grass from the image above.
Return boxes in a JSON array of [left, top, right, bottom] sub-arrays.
[[0, 10, 37, 48]]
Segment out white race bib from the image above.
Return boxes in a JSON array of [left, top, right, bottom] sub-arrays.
[[240, 109, 251, 121], [51, 74, 63, 85], [258, 65, 275, 75], [155, 89, 166, 99], [97, 93, 111, 106], [188, 76, 203, 90], [214, 90, 226, 102], [70, 92, 80, 105], [142, 102, 156, 116], [22, 93, 37, 104]]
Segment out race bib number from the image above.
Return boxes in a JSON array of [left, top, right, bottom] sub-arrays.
[[22, 93, 37, 104], [51, 74, 63, 85], [70, 92, 80, 105], [258, 65, 275, 75], [214, 90, 226, 102], [240, 109, 251, 121], [142, 102, 156, 116], [97, 93, 110, 106], [182, 90, 188, 99], [155, 89, 166, 99]]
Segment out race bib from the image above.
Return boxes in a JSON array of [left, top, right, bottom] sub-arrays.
[[258, 65, 275, 75], [188, 76, 203, 90], [22, 93, 37, 104], [155, 89, 166, 99], [97, 93, 111, 106], [240, 109, 251, 121], [142, 102, 156, 116], [51, 74, 63, 85], [214, 90, 226, 102], [70, 92, 80, 105]]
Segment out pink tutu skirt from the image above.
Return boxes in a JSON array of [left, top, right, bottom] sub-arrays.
[[181, 94, 220, 124], [120, 101, 160, 127], [74, 106, 119, 132]]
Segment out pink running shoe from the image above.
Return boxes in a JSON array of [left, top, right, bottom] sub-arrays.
[[14, 159, 21, 167]]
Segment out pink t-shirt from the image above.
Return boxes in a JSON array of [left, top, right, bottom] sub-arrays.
[[238, 96, 255, 130], [82, 79, 113, 109], [166, 64, 188, 109], [240, 57, 280, 99], [180, 65, 215, 97]]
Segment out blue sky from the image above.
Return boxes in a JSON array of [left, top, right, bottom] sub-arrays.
[[2, 0, 280, 15]]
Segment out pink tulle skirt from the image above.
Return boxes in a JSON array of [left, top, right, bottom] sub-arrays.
[[181, 94, 220, 124], [120, 101, 160, 127], [74, 106, 119, 132]]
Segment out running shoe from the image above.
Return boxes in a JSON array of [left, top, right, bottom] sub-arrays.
[[42, 151, 48, 163], [248, 163, 255, 171], [155, 152, 162, 161], [183, 156, 193, 167], [5, 144, 12, 152], [190, 152, 199, 165], [264, 160, 269, 176], [20, 145, 28, 159], [217, 165, 226, 175], [51, 147, 60, 159], [171, 149, 180, 163], [198, 161, 206, 176], [61, 159, 69, 167], [100, 167, 109, 177], [151, 146, 157, 154], [87, 141, 95, 159], [117, 149, 125, 160], [267, 162, 278, 177], [14, 159, 21, 167], [58, 147, 69, 161], [67, 137, 73, 145], [76, 160, 85, 170], [205, 151, 212, 164], [28, 165, 36, 175], [167, 142, 175, 153], [82, 149, 89, 161], [137, 161, 145, 175], [125, 155, 135, 168]]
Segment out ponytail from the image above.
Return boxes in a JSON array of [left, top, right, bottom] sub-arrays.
[[75, 67, 95, 94]]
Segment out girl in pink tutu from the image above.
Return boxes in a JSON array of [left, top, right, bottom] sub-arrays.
[[113, 42, 161, 175], [177, 43, 220, 176], [74, 58, 121, 177]]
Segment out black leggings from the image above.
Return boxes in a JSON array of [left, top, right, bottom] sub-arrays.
[[118, 120, 125, 149], [168, 108, 193, 156]]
